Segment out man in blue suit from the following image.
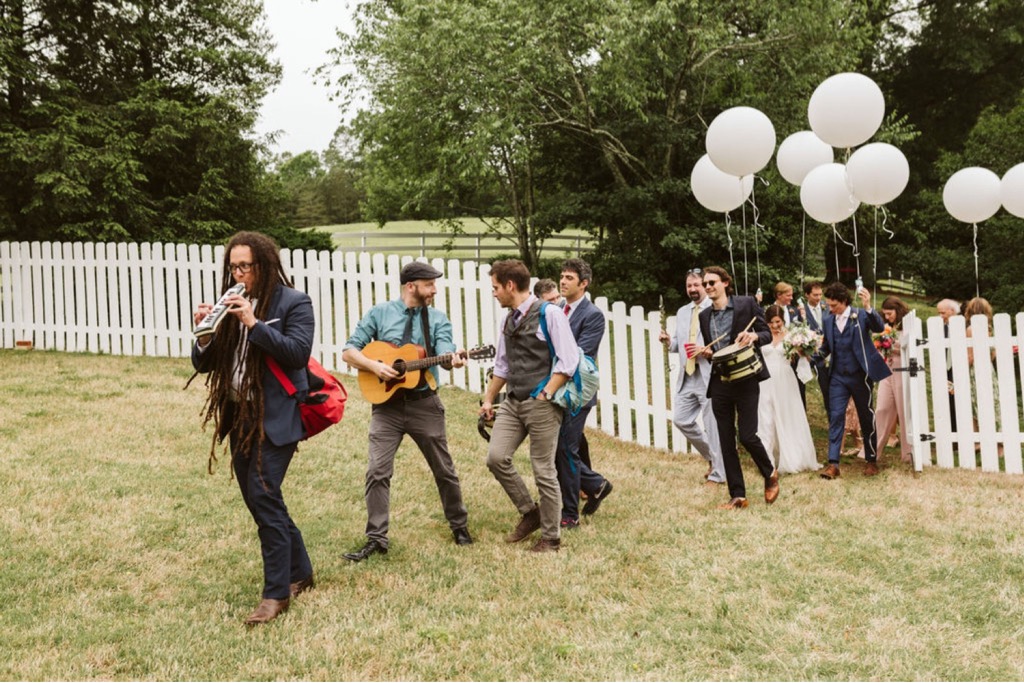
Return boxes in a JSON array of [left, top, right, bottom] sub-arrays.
[[816, 282, 892, 479], [555, 258, 613, 528], [801, 281, 830, 414]]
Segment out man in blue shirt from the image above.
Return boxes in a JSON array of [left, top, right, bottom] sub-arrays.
[[341, 261, 472, 561]]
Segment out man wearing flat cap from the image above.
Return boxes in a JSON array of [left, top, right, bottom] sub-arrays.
[[341, 260, 472, 561]]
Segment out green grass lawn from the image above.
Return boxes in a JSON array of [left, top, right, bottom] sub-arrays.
[[2, 350, 1023, 680]]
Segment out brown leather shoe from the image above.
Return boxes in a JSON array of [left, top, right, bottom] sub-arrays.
[[703, 480, 723, 489], [764, 470, 780, 505], [717, 497, 749, 510], [704, 463, 713, 480], [244, 598, 289, 626], [529, 537, 561, 553], [289, 575, 314, 599], [505, 505, 541, 543], [864, 461, 880, 477], [820, 463, 840, 480]]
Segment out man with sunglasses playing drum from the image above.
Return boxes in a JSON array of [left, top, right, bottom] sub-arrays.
[[697, 266, 779, 510]]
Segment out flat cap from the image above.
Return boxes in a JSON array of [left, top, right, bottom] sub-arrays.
[[400, 261, 443, 284]]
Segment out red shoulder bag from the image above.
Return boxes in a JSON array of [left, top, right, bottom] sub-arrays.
[[265, 356, 348, 440]]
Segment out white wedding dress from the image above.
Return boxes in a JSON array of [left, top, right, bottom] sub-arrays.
[[758, 340, 820, 474]]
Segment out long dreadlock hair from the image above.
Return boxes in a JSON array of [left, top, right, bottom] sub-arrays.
[[193, 231, 295, 477]]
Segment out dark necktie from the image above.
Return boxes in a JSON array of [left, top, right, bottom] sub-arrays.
[[401, 307, 417, 344], [563, 303, 570, 316]]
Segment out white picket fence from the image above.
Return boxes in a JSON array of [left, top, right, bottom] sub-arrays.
[[2, 240, 1022, 474]]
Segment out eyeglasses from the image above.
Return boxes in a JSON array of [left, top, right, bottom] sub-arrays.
[[702, 280, 720, 288], [229, 263, 253, 274], [687, 268, 702, 275]]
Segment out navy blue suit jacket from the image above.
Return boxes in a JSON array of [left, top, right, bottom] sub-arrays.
[[567, 295, 606, 408], [817, 306, 892, 384], [192, 283, 315, 446]]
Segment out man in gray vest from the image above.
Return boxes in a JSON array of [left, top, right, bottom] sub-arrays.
[[480, 259, 579, 553], [659, 268, 725, 486]]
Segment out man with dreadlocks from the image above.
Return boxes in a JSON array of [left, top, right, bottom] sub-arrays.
[[190, 231, 316, 626], [340, 261, 473, 562]]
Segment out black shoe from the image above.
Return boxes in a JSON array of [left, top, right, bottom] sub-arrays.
[[581, 480, 613, 516], [453, 527, 473, 545], [560, 517, 580, 530], [343, 540, 388, 562]]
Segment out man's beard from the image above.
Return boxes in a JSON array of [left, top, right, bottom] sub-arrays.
[[688, 290, 701, 302]]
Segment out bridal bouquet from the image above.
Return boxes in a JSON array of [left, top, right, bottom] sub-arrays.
[[873, 324, 898, 359], [782, 321, 822, 361]]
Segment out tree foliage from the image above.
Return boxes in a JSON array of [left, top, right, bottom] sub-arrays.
[[0, 0, 318, 249]]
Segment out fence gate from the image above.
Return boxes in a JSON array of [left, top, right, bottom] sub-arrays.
[[901, 311, 929, 472]]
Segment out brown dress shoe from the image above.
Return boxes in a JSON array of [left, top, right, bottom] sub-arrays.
[[864, 461, 880, 477], [529, 537, 561, 553], [717, 497, 749, 510], [505, 505, 541, 543], [820, 463, 840, 480], [764, 470, 780, 505], [704, 463, 713, 480], [289, 575, 315, 599], [244, 598, 289, 626]]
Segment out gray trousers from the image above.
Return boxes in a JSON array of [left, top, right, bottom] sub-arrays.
[[364, 394, 468, 547], [486, 397, 563, 541], [673, 374, 726, 483]]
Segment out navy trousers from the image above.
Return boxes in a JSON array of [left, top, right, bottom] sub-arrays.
[[555, 404, 607, 522], [231, 432, 312, 600], [827, 371, 878, 464]]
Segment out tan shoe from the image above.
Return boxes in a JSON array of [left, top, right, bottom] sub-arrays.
[[717, 497, 749, 510], [864, 461, 880, 477], [244, 598, 289, 626], [528, 537, 561, 553], [820, 463, 841, 480], [764, 470, 780, 505], [289, 575, 315, 599]]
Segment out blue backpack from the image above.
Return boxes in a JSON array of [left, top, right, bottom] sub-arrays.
[[531, 302, 600, 416]]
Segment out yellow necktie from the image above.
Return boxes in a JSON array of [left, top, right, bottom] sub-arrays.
[[686, 306, 700, 375]]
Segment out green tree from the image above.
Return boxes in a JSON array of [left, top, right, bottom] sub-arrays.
[[0, 0, 322, 249]]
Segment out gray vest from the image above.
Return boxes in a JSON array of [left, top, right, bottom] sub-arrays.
[[504, 301, 553, 400]]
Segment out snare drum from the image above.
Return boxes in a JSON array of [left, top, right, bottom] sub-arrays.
[[711, 342, 763, 383]]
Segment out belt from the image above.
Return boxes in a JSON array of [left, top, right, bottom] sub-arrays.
[[400, 388, 437, 402]]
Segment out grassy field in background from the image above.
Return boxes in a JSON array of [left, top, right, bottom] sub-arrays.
[[2, 350, 1023, 680]]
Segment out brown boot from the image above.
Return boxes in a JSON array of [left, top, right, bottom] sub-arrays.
[[244, 598, 289, 626], [529, 537, 561, 553], [505, 505, 541, 543]]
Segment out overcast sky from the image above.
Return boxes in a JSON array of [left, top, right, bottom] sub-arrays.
[[254, 0, 355, 157]]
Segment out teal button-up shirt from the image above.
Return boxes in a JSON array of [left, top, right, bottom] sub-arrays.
[[344, 299, 456, 384]]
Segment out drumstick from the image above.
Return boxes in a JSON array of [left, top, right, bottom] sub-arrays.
[[686, 318, 758, 358]]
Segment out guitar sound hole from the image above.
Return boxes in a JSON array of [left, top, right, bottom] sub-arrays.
[[392, 359, 407, 377]]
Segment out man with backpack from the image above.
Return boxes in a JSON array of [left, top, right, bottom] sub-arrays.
[[555, 258, 613, 530]]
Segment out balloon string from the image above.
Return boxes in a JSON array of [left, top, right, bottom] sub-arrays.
[[973, 222, 980, 299], [750, 178, 762, 293], [741, 196, 749, 295], [880, 204, 894, 240], [725, 212, 736, 280], [851, 211, 861, 276], [800, 212, 807, 289], [872, 206, 878, 301]]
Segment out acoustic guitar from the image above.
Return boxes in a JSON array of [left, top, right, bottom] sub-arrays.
[[357, 341, 496, 404]]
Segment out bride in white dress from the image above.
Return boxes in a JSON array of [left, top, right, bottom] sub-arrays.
[[758, 306, 820, 474]]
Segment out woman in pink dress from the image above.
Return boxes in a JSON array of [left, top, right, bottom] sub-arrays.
[[871, 296, 912, 463]]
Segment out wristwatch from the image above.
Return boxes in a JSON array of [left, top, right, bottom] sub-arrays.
[[538, 390, 551, 401]]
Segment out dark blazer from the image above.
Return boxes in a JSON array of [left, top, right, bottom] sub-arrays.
[[817, 306, 891, 384], [698, 295, 772, 385], [192, 283, 315, 446], [568, 295, 606, 359]]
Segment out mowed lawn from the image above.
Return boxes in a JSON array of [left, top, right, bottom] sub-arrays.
[[2, 350, 1023, 680]]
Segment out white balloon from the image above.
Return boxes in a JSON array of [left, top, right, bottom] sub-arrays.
[[943, 167, 1002, 223], [807, 73, 886, 149], [1001, 163, 1024, 218], [800, 163, 860, 224], [846, 142, 910, 206], [776, 131, 834, 186], [705, 106, 777, 177], [691, 154, 754, 213]]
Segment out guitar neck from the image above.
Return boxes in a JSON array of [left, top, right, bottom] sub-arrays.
[[404, 352, 457, 372]]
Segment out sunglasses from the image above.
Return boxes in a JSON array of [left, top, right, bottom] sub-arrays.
[[702, 280, 720, 287], [687, 268, 702, 275]]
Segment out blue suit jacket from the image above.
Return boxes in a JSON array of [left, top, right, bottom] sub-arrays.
[[567, 295, 606, 408], [817, 306, 892, 384], [192, 283, 315, 446]]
